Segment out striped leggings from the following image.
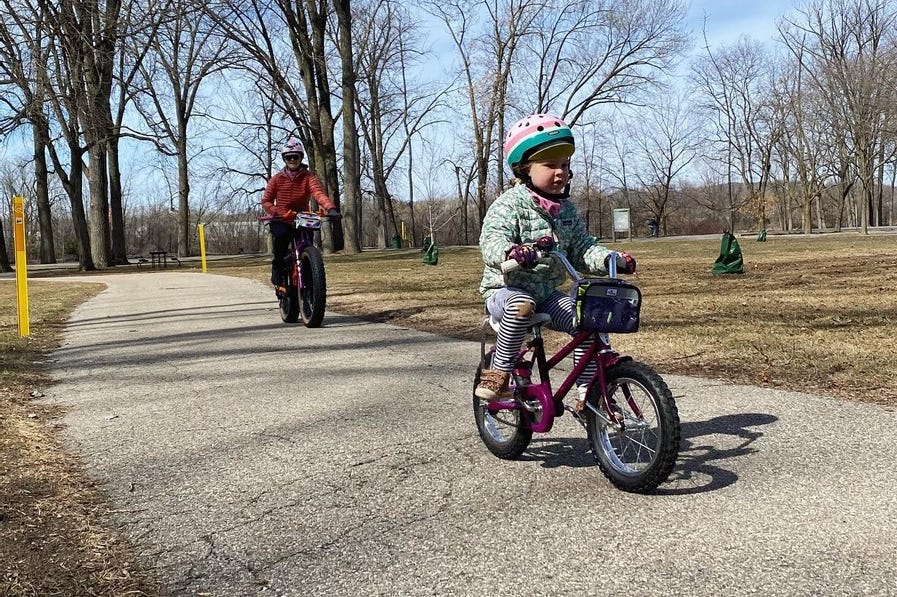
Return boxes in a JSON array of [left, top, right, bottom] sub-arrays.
[[486, 287, 596, 389]]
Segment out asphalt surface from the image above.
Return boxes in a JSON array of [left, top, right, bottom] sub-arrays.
[[37, 271, 897, 596]]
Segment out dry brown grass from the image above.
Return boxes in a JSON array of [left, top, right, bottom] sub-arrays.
[[1, 281, 156, 596], [1, 231, 895, 594]]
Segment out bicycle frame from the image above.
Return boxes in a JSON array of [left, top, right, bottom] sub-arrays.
[[484, 326, 626, 433], [287, 213, 322, 286], [482, 250, 642, 434]]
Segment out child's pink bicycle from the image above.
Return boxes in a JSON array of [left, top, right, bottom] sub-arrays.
[[473, 250, 680, 493]]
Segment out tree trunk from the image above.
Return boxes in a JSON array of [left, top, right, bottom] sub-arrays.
[[86, 141, 111, 268], [177, 127, 191, 257], [31, 118, 56, 264], [107, 131, 128, 264], [334, 0, 360, 254], [67, 146, 96, 272], [0, 214, 11, 272]]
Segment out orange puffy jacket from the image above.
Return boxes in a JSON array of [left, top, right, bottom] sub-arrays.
[[261, 167, 335, 217]]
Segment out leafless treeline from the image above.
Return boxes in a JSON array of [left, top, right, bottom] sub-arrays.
[[0, 0, 896, 270]]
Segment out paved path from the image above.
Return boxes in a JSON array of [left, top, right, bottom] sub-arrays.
[[41, 272, 897, 596]]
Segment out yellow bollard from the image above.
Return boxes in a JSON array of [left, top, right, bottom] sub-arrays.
[[13, 195, 29, 337], [198, 223, 208, 273]]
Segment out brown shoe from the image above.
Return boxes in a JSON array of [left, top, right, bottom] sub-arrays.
[[475, 369, 511, 401]]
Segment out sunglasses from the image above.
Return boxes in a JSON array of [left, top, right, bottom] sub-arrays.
[[283, 154, 301, 162]]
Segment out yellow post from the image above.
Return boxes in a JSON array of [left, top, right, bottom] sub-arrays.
[[401, 221, 406, 247], [198, 223, 208, 273], [12, 195, 30, 337]]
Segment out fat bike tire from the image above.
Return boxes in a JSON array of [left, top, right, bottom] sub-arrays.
[[472, 354, 532, 459], [585, 360, 680, 494], [278, 258, 300, 323], [299, 245, 327, 328]]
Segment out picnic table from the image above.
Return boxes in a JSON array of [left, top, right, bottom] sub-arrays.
[[150, 250, 169, 268]]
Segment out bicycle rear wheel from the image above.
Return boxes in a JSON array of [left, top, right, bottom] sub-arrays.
[[472, 353, 532, 459], [299, 245, 327, 328], [585, 360, 679, 493]]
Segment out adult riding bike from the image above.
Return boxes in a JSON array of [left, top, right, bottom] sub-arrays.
[[473, 250, 680, 493], [260, 210, 333, 327]]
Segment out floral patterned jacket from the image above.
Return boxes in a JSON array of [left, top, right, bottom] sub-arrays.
[[478, 183, 615, 304]]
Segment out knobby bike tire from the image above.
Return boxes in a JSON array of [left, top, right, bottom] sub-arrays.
[[585, 360, 680, 494], [472, 353, 532, 459], [299, 245, 327, 328]]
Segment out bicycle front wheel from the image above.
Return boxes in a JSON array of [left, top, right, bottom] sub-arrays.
[[299, 245, 327, 328], [586, 360, 680, 493]]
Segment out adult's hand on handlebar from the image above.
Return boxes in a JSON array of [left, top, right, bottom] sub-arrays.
[[326, 208, 341, 219], [506, 244, 538, 269], [606, 251, 637, 274]]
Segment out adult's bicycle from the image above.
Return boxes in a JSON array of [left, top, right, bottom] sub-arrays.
[[260, 210, 332, 327], [473, 250, 680, 493]]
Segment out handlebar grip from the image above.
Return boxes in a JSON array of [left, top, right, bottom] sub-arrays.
[[607, 250, 618, 278], [500, 259, 520, 274]]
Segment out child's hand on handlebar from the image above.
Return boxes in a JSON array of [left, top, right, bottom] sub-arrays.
[[606, 251, 637, 274], [506, 244, 538, 269], [534, 235, 556, 251]]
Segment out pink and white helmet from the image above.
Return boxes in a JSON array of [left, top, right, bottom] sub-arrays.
[[504, 114, 575, 169], [280, 138, 304, 158]]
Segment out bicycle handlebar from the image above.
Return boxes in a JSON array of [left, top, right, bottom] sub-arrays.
[[500, 249, 619, 280], [259, 209, 335, 223]]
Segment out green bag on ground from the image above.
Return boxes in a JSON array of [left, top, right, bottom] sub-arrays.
[[423, 243, 439, 266], [711, 232, 744, 274]]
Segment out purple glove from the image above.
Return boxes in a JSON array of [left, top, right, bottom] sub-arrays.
[[507, 244, 538, 269], [606, 252, 637, 274], [534, 235, 556, 251]]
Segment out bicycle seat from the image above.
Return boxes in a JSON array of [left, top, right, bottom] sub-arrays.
[[487, 312, 553, 333]]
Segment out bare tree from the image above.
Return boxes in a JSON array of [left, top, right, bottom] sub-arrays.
[[423, 0, 539, 225], [521, 0, 688, 126], [692, 36, 782, 232], [780, 0, 897, 232], [354, 0, 445, 248], [132, 0, 234, 257], [769, 44, 834, 233], [333, 0, 361, 254], [629, 94, 699, 234], [0, 0, 56, 263], [51, 0, 123, 268]]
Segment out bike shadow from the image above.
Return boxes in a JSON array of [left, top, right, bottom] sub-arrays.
[[656, 412, 778, 496], [517, 412, 778, 495], [520, 435, 595, 469]]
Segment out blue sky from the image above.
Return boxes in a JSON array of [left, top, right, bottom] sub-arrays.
[[687, 0, 791, 48]]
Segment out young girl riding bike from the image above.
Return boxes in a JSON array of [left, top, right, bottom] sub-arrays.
[[476, 114, 636, 410]]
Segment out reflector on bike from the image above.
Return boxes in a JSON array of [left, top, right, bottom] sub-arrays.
[[295, 213, 323, 230]]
